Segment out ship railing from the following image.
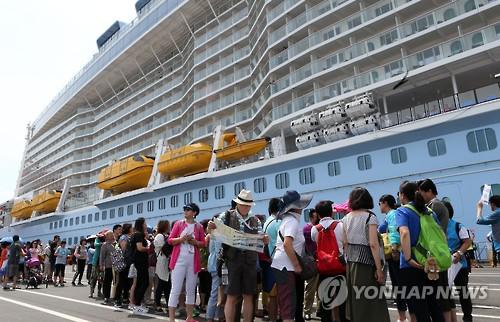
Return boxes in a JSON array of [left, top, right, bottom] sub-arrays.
[[380, 83, 500, 128]]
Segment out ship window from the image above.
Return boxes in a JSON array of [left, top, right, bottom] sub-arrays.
[[275, 173, 290, 189], [118, 207, 124, 217], [215, 185, 225, 200], [102, 211, 107, 220], [357, 155, 372, 171], [391, 147, 407, 164], [109, 209, 115, 219], [137, 203, 143, 214], [328, 161, 341, 176], [443, 8, 456, 21], [427, 139, 447, 157], [450, 41, 463, 56], [50, 222, 53, 230], [59, 220, 63, 228], [70, 218, 74, 226], [299, 167, 315, 185], [472, 33, 484, 48], [234, 182, 246, 196], [375, 2, 393, 16], [158, 198, 166, 210], [147, 201, 154, 212], [75, 217, 79, 225], [467, 128, 497, 153], [464, 0, 476, 12], [95, 212, 99, 221], [254, 178, 267, 194], [68, 237, 72, 245], [184, 193, 193, 206], [64, 219, 68, 227], [171, 195, 179, 208], [347, 15, 362, 29], [88, 214, 92, 223], [81, 215, 86, 224], [127, 205, 133, 216], [199, 189, 209, 203]]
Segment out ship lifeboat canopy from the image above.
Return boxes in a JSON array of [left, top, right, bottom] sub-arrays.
[[31, 190, 62, 213], [344, 94, 377, 119], [11, 199, 33, 219], [295, 131, 322, 150], [318, 103, 346, 127], [291, 114, 319, 135], [215, 136, 270, 162], [158, 143, 212, 178], [97, 154, 154, 194], [321, 123, 351, 143], [349, 113, 380, 136]]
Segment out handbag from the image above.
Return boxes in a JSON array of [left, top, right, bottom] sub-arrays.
[[279, 230, 317, 280]]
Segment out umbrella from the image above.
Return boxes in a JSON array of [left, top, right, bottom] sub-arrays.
[[0, 236, 24, 244], [0, 236, 12, 244]]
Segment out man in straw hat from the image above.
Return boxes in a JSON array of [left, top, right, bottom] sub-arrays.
[[208, 189, 269, 322]]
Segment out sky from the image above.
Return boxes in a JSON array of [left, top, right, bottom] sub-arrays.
[[0, 0, 137, 203]]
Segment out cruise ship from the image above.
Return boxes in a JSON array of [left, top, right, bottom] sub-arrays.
[[1, 0, 500, 249]]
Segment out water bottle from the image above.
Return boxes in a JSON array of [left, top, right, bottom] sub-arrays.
[[221, 264, 228, 286]]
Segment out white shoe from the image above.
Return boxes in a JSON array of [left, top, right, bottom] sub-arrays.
[[128, 304, 136, 311], [133, 306, 148, 315]]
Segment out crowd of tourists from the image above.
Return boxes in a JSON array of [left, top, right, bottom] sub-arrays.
[[1, 178, 500, 322]]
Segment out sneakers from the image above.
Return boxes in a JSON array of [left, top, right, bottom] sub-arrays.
[[132, 305, 148, 315]]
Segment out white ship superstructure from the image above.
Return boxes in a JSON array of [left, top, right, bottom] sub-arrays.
[[3, 0, 500, 243]]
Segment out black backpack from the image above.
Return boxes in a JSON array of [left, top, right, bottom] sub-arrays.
[[161, 234, 173, 258]]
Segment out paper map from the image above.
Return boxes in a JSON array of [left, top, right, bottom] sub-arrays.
[[481, 184, 491, 204], [212, 218, 265, 253]]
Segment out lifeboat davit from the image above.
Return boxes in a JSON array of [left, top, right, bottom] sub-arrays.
[[32, 190, 62, 213], [11, 200, 33, 219], [215, 133, 271, 162], [158, 143, 212, 178], [97, 155, 154, 194]]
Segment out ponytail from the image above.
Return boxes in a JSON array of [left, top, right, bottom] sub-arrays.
[[400, 181, 427, 214], [414, 191, 427, 214]]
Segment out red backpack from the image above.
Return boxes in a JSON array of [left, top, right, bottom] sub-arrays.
[[315, 221, 346, 275]]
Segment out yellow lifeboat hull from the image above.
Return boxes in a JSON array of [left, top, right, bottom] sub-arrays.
[[215, 137, 271, 162], [97, 155, 154, 194], [32, 191, 62, 213], [11, 200, 33, 219], [158, 143, 212, 178]]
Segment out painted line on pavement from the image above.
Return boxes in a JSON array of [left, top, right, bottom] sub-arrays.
[[18, 289, 175, 321], [0, 294, 92, 322], [388, 308, 500, 319]]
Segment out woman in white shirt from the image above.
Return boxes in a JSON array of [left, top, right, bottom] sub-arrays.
[[153, 220, 171, 312], [271, 190, 312, 322]]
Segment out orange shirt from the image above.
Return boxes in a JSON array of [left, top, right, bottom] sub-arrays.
[[0, 248, 8, 267]]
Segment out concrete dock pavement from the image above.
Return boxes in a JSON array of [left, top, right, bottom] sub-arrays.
[[0, 267, 499, 321]]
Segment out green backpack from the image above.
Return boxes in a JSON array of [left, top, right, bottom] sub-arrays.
[[404, 204, 452, 271]]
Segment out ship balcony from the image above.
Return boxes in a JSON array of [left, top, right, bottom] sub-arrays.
[[251, 22, 500, 138], [381, 82, 500, 128]]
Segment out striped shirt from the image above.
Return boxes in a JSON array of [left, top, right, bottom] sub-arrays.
[[342, 211, 378, 266]]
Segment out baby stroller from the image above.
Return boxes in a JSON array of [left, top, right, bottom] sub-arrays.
[[26, 257, 44, 289]]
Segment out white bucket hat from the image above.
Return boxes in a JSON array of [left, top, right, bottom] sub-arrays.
[[233, 189, 255, 206]]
